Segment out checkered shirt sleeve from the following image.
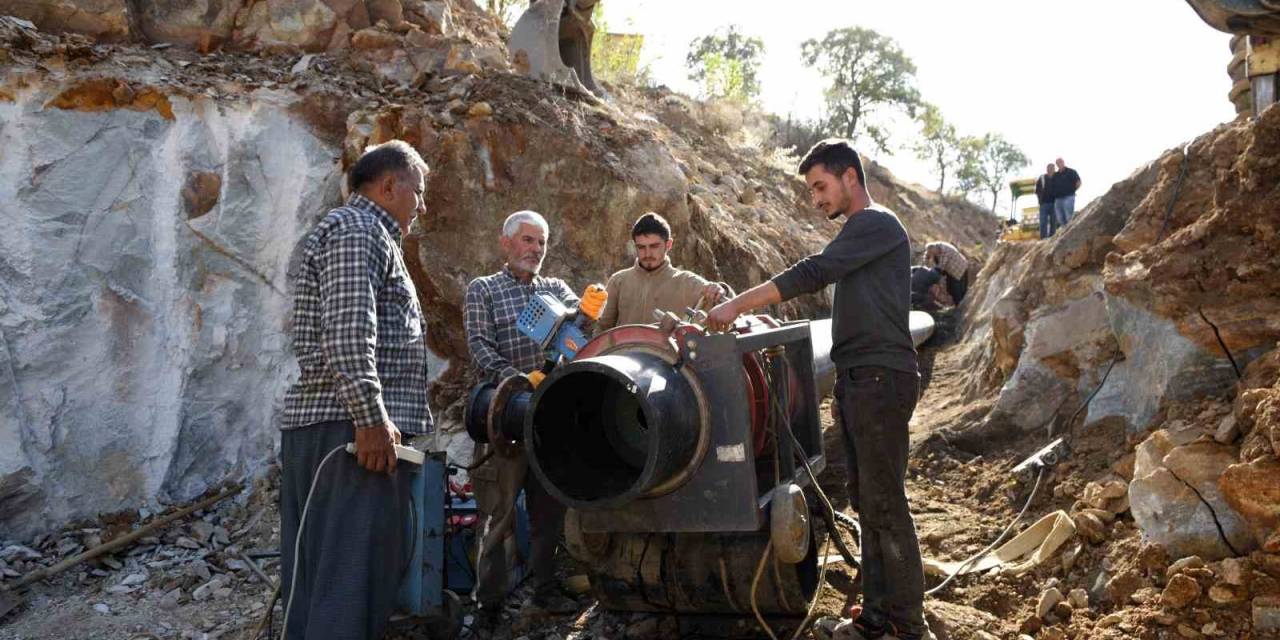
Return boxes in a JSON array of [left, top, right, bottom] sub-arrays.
[[283, 195, 432, 434], [464, 271, 580, 383]]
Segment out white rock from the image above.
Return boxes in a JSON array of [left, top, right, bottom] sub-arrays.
[[1037, 587, 1064, 619], [120, 572, 147, 586], [1068, 588, 1089, 609], [94, 603, 110, 614], [1213, 415, 1240, 443]]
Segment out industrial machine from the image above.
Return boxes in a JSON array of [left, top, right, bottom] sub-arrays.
[[467, 301, 834, 620], [999, 177, 1042, 243], [1185, 0, 1280, 116]]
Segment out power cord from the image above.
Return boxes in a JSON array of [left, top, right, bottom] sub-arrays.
[[280, 446, 418, 639], [761, 355, 845, 640], [924, 466, 1045, 596], [282, 444, 347, 638]]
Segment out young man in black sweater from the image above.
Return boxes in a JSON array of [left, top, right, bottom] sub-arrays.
[[707, 139, 931, 640]]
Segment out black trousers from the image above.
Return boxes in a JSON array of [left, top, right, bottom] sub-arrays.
[[836, 366, 927, 638], [280, 420, 412, 640]]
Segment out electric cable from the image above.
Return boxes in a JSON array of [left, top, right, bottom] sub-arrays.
[[280, 445, 418, 639], [750, 539, 781, 640], [924, 466, 1045, 596], [282, 444, 347, 639], [1157, 143, 1193, 242], [762, 353, 841, 640]]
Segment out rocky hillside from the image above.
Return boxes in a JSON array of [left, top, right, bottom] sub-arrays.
[[0, 3, 996, 540], [905, 103, 1280, 637]]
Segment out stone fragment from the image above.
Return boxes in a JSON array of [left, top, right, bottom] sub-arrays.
[[1162, 574, 1202, 609], [1067, 588, 1089, 610], [1037, 587, 1064, 619], [1254, 595, 1280, 634]]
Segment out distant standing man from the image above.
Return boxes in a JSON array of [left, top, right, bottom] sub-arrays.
[[707, 139, 932, 640], [1036, 163, 1058, 239], [1052, 157, 1082, 228], [281, 140, 431, 640], [596, 212, 725, 331], [465, 211, 597, 623], [924, 241, 969, 307]]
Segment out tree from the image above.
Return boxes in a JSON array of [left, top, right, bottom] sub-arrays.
[[686, 25, 765, 101], [912, 103, 962, 194], [800, 27, 921, 153], [957, 133, 1029, 214], [590, 5, 650, 85]]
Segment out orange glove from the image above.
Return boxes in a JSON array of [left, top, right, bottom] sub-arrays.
[[527, 370, 546, 388], [578, 283, 607, 321]]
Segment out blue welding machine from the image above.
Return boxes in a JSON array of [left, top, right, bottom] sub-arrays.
[[516, 292, 592, 361], [397, 452, 530, 633]]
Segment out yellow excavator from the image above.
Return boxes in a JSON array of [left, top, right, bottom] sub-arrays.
[[1185, 0, 1280, 116]]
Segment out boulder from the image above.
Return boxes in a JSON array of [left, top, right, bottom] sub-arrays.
[[1130, 439, 1256, 560], [1087, 298, 1239, 433], [1219, 459, 1280, 548]]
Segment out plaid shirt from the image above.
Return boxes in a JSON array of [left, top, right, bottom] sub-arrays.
[[283, 194, 433, 434], [926, 241, 968, 281], [465, 267, 578, 383]]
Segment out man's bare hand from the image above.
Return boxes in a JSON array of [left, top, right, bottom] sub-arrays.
[[354, 422, 402, 474], [700, 283, 725, 306], [706, 299, 739, 332]]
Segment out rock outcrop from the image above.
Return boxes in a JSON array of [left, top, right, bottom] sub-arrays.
[[0, 10, 997, 538]]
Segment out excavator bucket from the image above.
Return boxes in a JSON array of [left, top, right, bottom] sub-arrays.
[[509, 0, 602, 96], [1185, 0, 1280, 35]]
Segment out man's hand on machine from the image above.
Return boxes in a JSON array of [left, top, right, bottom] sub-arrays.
[[354, 421, 402, 474], [706, 298, 740, 332]]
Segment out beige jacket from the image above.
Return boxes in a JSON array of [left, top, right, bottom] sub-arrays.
[[597, 258, 712, 331]]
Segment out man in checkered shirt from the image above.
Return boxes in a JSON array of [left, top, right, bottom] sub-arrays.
[[280, 140, 430, 640], [924, 241, 970, 306], [465, 210, 584, 623]]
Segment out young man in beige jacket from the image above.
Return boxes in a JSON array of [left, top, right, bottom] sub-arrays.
[[596, 212, 725, 331]]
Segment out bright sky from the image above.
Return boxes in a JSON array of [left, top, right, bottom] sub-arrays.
[[603, 0, 1234, 215]]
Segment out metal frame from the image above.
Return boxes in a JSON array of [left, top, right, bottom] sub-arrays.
[[580, 321, 826, 533]]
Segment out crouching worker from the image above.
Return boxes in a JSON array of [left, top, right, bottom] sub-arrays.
[[280, 140, 432, 639]]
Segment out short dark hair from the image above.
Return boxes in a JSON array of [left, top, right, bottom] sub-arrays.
[[349, 140, 429, 193], [631, 212, 671, 241], [797, 138, 865, 187]]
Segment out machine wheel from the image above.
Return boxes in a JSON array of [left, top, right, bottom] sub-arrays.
[[770, 483, 811, 564]]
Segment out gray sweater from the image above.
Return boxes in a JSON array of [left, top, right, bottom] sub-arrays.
[[771, 206, 918, 374]]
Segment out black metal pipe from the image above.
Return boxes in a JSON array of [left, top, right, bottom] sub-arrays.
[[525, 353, 702, 509], [463, 381, 530, 444]]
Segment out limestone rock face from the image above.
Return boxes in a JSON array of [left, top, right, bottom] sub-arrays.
[[0, 81, 345, 539], [1129, 439, 1256, 560], [0, 11, 998, 537]]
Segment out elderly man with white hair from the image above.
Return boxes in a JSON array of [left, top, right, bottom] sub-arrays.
[[464, 210, 590, 626]]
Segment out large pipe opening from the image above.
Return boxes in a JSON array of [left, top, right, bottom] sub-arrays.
[[527, 353, 703, 509]]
